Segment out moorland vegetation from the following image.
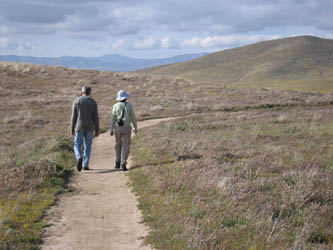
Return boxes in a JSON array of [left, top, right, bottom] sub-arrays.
[[1, 35, 333, 249], [130, 105, 333, 249]]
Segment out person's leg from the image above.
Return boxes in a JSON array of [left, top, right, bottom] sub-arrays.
[[74, 131, 83, 160], [114, 127, 123, 165], [83, 131, 93, 169], [74, 131, 84, 171], [121, 127, 132, 167]]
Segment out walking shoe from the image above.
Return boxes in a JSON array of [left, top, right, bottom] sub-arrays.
[[77, 157, 83, 172], [121, 164, 128, 171], [115, 161, 121, 169], [83, 166, 90, 170]]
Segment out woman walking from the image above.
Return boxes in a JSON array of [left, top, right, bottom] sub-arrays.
[[110, 90, 137, 171]]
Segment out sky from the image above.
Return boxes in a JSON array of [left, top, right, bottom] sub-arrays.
[[0, 0, 333, 59]]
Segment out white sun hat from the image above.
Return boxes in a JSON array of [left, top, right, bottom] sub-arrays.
[[116, 89, 130, 101]]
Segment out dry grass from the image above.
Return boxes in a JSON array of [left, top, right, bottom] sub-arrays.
[[1, 61, 333, 249], [2, 61, 331, 156], [130, 105, 333, 249]]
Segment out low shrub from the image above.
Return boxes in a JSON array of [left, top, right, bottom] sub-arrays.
[[0, 135, 75, 250], [130, 105, 333, 249]]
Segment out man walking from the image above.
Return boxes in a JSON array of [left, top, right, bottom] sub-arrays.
[[71, 86, 99, 171]]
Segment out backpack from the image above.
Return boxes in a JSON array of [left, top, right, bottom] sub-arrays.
[[116, 103, 127, 126]]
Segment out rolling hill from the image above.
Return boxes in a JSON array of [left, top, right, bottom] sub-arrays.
[[0, 53, 208, 72], [137, 36, 333, 93], [2, 61, 333, 249]]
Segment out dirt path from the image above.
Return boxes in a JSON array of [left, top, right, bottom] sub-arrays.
[[41, 118, 171, 250]]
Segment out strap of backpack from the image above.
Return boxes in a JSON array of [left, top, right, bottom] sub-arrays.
[[120, 102, 127, 119]]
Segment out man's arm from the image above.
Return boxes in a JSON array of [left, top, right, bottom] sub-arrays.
[[70, 100, 77, 135], [94, 102, 99, 137]]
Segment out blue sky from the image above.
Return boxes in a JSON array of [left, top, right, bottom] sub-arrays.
[[0, 0, 332, 58]]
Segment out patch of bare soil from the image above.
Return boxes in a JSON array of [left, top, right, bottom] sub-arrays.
[[41, 118, 172, 250]]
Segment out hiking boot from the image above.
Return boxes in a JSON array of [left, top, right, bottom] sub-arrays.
[[83, 166, 90, 171], [121, 164, 128, 171], [115, 161, 121, 169], [77, 157, 83, 172]]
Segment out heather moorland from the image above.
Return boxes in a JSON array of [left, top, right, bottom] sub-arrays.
[[1, 51, 333, 249]]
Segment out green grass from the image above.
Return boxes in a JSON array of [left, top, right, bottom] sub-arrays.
[[0, 136, 75, 250]]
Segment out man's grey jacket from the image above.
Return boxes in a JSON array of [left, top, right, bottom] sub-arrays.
[[71, 96, 99, 134]]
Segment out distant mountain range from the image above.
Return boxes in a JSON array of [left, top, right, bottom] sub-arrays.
[[0, 53, 209, 72], [137, 36, 333, 92]]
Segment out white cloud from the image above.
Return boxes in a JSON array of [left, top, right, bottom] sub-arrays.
[[0, 38, 10, 48], [182, 35, 282, 48], [160, 36, 179, 49], [0, 0, 333, 57], [160, 37, 171, 48], [112, 34, 283, 51], [132, 38, 159, 50], [0, 38, 36, 54], [112, 39, 127, 50], [3, 0, 333, 39]]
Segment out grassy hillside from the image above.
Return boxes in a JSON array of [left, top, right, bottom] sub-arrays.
[[1, 61, 333, 249], [137, 36, 333, 93], [130, 105, 333, 249], [0, 62, 189, 249]]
